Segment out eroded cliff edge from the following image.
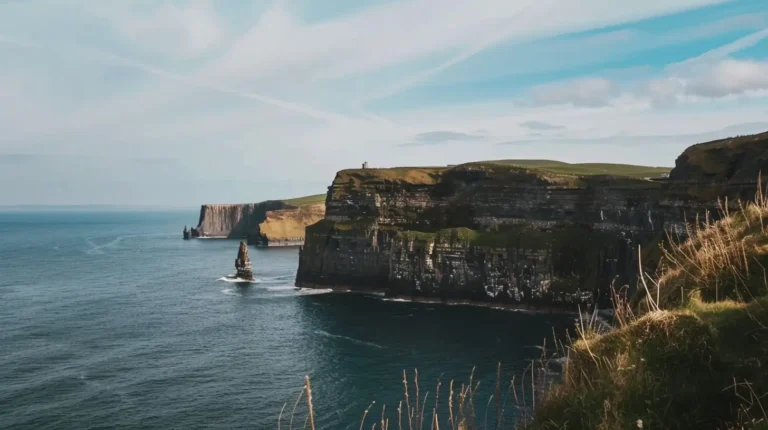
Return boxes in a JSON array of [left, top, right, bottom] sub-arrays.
[[295, 132, 768, 309], [195, 195, 325, 246]]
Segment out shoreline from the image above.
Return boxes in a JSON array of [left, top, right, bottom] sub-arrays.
[[300, 284, 583, 316]]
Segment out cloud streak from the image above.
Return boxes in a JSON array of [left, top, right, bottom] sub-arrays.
[[520, 120, 566, 130], [0, 33, 354, 123], [401, 130, 486, 146]]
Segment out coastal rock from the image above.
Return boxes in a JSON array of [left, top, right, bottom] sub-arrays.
[[182, 226, 200, 240], [296, 132, 768, 309], [235, 241, 254, 280]]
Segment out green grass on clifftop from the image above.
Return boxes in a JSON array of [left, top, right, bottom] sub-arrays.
[[279, 194, 326, 207], [476, 159, 672, 178], [334, 160, 671, 187]]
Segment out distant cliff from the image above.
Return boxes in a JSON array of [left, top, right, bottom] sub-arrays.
[[195, 195, 325, 246], [296, 133, 768, 308]]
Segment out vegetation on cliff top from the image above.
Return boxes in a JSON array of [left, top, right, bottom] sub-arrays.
[[333, 160, 671, 188], [472, 160, 671, 179], [670, 131, 768, 182], [280, 194, 327, 207]]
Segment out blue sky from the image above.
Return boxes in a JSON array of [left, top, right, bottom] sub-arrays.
[[1, 0, 767, 206]]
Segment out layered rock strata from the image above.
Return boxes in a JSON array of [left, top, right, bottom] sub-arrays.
[[296, 133, 768, 309]]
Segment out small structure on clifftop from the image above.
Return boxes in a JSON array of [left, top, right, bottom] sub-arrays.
[[234, 241, 254, 281]]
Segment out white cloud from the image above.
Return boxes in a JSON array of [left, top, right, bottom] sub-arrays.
[[684, 59, 768, 98], [528, 78, 620, 107], [109, 0, 223, 57]]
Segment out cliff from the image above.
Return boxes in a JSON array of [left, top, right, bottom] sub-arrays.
[[669, 131, 768, 183], [296, 135, 768, 308], [195, 194, 325, 246]]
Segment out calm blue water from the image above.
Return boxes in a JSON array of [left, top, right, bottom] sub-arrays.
[[0, 211, 574, 429]]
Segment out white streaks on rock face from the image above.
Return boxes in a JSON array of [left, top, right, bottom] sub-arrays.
[[647, 209, 654, 231]]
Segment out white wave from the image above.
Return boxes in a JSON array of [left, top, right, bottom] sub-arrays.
[[297, 288, 333, 296], [217, 276, 258, 284], [221, 288, 239, 296], [266, 286, 297, 292], [380, 298, 410, 303], [314, 330, 384, 349]]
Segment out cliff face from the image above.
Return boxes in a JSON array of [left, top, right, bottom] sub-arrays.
[[296, 136, 768, 308], [196, 199, 326, 246], [197, 201, 289, 238]]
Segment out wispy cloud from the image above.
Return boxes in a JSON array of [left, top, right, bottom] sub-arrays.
[[520, 120, 566, 130], [499, 122, 768, 146], [0, 33, 355, 124], [109, 0, 223, 57], [402, 130, 486, 146], [528, 78, 620, 108]]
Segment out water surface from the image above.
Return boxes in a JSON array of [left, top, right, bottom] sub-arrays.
[[0, 211, 574, 429]]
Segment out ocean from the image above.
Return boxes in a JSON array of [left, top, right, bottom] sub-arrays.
[[0, 210, 575, 429]]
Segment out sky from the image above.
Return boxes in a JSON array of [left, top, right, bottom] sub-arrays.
[[1, 0, 767, 206]]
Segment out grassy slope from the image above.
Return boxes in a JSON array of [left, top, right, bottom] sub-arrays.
[[481, 159, 672, 178], [279, 194, 326, 207], [335, 160, 671, 186], [529, 192, 768, 429]]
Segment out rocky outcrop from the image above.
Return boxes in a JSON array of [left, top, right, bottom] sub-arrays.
[[668, 131, 768, 201], [670, 131, 768, 183], [182, 225, 200, 240], [296, 133, 768, 309], [235, 241, 254, 281], [193, 199, 325, 246]]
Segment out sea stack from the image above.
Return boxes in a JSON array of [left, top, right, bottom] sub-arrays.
[[235, 241, 254, 281], [183, 226, 190, 240]]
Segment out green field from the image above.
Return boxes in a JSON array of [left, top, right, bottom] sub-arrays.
[[338, 160, 672, 184], [280, 194, 326, 207], [475, 159, 672, 178]]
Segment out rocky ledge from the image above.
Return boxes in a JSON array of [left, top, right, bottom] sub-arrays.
[[295, 132, 768, 309]]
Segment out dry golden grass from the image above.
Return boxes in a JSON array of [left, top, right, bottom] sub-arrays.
[[528, 178, 768, 429], [635, 175, 768, 311]]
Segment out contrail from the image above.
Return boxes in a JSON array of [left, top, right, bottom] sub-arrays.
[[0, 34, 366, 124], [358, 0, 551, 105], [669, 28, 768, 72]]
